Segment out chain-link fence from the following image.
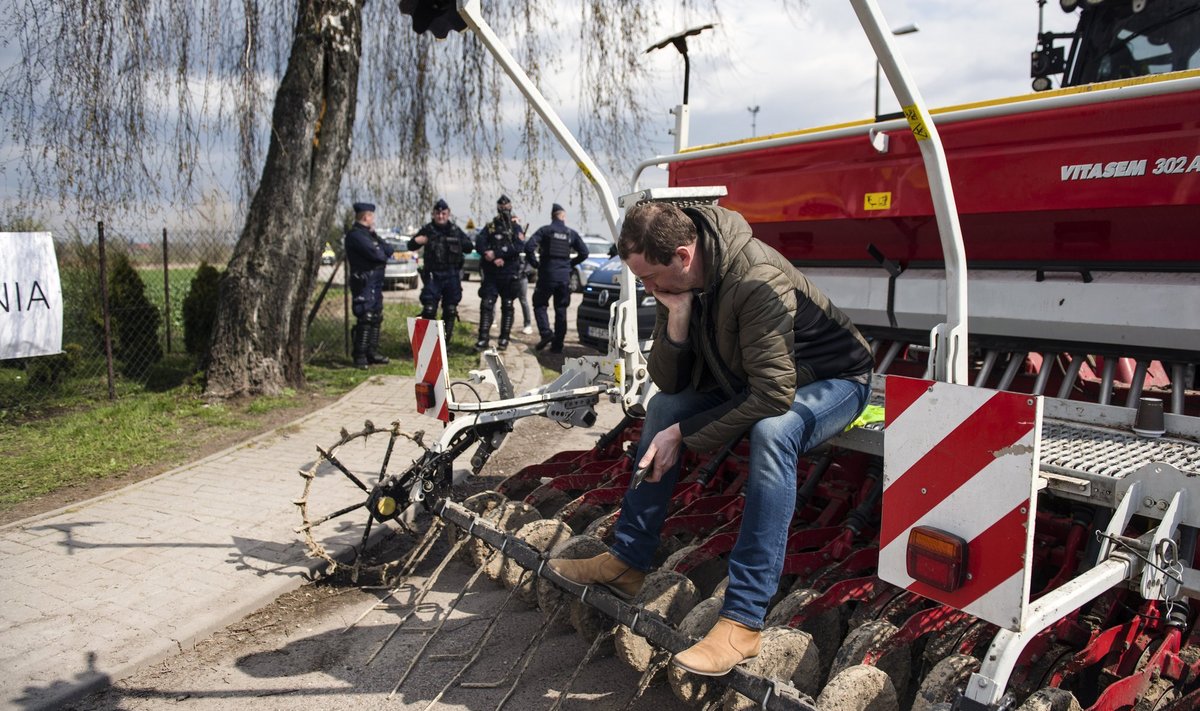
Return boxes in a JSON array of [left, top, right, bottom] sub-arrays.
[[1, 224, 352, 416]]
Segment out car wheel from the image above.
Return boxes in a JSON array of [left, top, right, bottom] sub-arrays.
[[569, 271, 582, 292]]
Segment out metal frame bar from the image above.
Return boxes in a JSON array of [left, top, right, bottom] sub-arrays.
[[433, 497, 819, 711], [850, 0, 968, 385], [456, 0, 620, 239]]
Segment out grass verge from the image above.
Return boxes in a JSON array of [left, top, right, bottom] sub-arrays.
[[0, 302, 482, 523]]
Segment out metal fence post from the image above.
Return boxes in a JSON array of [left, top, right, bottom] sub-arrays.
[[97, 221, 116, 400], [343, 268, 350, 357], [162, 227, 171, 354]]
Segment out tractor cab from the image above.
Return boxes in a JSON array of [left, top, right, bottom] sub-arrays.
[[1033, 0, 1200, 90]]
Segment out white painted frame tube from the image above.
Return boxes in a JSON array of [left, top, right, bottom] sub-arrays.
[[457, 0, 621, 239], [849, 0, 969, 384]]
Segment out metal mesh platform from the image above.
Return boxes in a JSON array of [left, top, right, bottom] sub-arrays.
[[1040, 420, 1200, 479]]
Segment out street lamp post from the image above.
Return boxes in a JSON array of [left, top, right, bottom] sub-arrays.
[[874, 23, 919, 120], [646, 23, 716, 152]]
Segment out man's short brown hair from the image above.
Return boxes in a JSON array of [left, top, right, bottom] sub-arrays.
[[618, 202, 697, 265]]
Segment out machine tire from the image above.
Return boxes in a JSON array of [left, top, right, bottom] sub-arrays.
[[828, 619, 911, 702], [684, 554, 729, 599], [536, 534, 609, 617], [528, 485, 572, 519], [911, 653, 980, 711], [1132, 677, 1179, 711], [770, 587, 844, 684], [570, 597, 615, 647], [454, 491, 507, 563], [817, 664, 900, 711], [720, 627, 820, 709], [497, 518, 573, 607], [473, 500, 539, 571], [1015, 687, 1083, 711], [659, 543, 699, 573], [615, 570, 700, 672], [668, 595, 726, 706], [582, 509, 620, 539]]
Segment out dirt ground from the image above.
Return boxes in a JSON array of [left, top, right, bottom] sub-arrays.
[[67, 408, 696, 711]]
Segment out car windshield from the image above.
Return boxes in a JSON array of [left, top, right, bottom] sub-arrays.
[[583, 237, 613, 256]]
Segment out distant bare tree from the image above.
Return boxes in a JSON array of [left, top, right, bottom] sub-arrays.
[[1, 0, 802, 396]]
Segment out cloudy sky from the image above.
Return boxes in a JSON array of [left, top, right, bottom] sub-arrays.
[[1, 0, 1081, 236]]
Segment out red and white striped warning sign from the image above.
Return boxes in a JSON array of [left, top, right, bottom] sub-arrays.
[[878, 376, 1043, 632], [407, 317, 450, 422]]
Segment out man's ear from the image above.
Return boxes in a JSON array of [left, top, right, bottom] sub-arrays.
[[676, 244, 694, 269]]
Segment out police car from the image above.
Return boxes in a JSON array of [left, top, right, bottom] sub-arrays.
[[382, 231, 419, 290], [575, 254, 657, 350], [571, 234, 619, 292]]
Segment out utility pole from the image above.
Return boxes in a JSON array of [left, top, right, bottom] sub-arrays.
[[747, 105, 760, 137]]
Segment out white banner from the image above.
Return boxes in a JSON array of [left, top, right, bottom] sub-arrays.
[[1, 232, 63, 360]]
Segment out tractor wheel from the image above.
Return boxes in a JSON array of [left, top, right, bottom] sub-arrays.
[[911, 653, 980, 711], [817, 664, 900, 711], [720, 627, 820, 710], [828, 620, 912, 702], [1015, 687, 1083, 711], [615, 570, 699, 672], [668, 595, 726, 706]]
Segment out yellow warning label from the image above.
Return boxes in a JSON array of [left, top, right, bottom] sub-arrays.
[[864, 192, 892, 211], [902, 104, 930, 141]]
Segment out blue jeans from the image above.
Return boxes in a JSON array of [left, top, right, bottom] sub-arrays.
[[610, 376, 871, 628]]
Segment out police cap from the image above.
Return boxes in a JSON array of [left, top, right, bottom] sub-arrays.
[[551, 203, 564, 217], [496, 194, 511, 206], [352, 201, 376, 214], [433, 198, 449, 211]]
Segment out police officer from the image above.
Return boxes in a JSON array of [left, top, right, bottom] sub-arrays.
[[408, 198, 472, 341], [344, 201, 393, 368], [474, 195, 526, 351], [526, 203, 588, 353]]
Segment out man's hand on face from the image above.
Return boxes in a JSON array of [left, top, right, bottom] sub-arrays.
[[639, 423, 683, 483], [653, 289, 693, 314]]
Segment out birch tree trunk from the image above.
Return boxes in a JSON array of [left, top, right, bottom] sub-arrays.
[[205, 0, 363, 397]]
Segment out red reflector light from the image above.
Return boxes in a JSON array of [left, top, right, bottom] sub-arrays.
[[906, 526, 968, 592], [415, 381, 435, 411]]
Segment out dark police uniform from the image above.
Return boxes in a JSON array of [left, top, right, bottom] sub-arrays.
[[474, 196, 525, 350], [344, 202, 393, 367], [526, 206, 588, 353], [408, 200, 472, 340]]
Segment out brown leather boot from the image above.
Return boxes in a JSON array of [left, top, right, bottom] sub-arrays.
[[672, 617, 762, 676], [547, 552, 645, 599]]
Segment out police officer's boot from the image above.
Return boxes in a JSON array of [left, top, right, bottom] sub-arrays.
[[352, 323, 371, 369], [442, 306, 458, 342], [367, 319, 390, 365], [497, 303, 515, 351], [475, 309, 493, 351]]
